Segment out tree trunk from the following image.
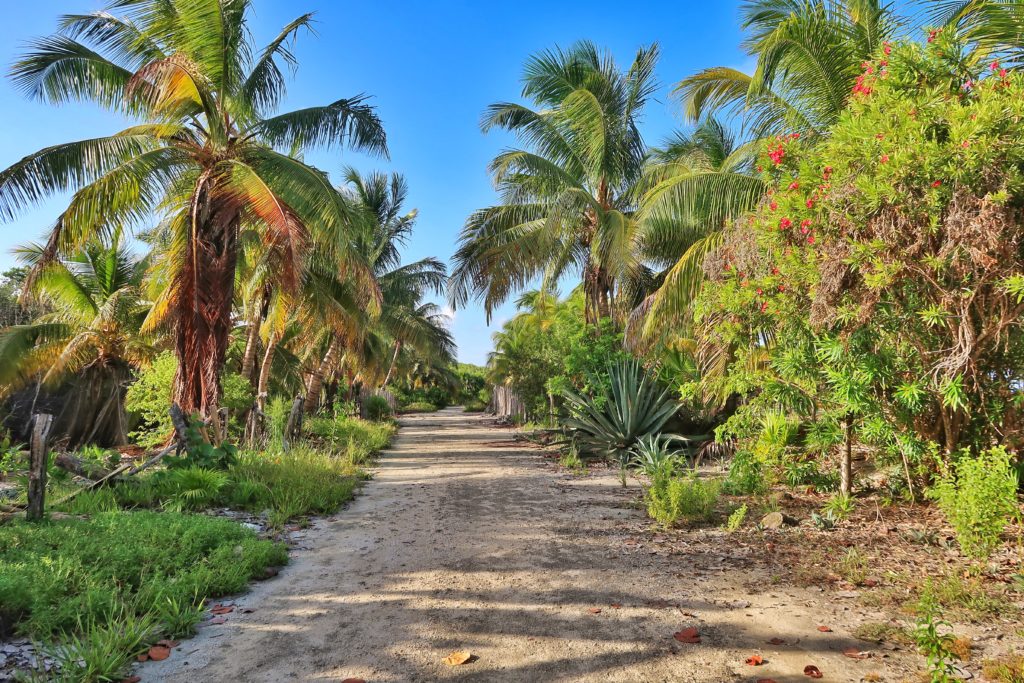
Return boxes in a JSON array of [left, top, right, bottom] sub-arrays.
[[241, 286, 271, 385], [26, 414, 53, 521], [304, 337, 341, 413], [172, 176, 240, 418], [840, 413, 854, 497], [256, 332, 278, 413], [381, 340, 402, 388]]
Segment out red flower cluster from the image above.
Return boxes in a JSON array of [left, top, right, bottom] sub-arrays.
[[852, 73, 873, 96], [806, 234, 815, 245], [769, 201, 778, 211], [881, 154, 890, 163], [931, 180, 942, 188], [805, 198, 815, 209], [823, 166, 833, 180], [927, 29, 939, 43], [883, 42, 892, 55], [768, 144, 785, 165], [800, 219, 812, 234], [788, 181, 799, 190], [779, 217, 793, 230]]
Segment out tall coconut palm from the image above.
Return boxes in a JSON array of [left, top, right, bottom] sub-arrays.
[[449, 41, 659, 325], [0, 235, 154, 444], [629, 119, 765, 346], [0, 0, 387, 421], [675, 0, 902, 139], [302, 169, 451, 411]]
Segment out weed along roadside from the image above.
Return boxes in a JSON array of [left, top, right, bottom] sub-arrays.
[[0, 408, 396, 682]]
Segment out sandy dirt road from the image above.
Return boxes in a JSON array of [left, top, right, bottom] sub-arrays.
[[144, 408, 915, 682]]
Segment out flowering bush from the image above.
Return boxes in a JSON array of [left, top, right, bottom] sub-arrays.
[[698, 32, 1024, 486]]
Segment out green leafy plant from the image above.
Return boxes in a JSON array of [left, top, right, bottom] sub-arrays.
[[822, 493, 855, 520], [915, 584, 960, 683], [725, 503, 748, 532], [157, 467, 229, 511], [631, 435, 681, 480], [153, 592, 205, 640], [561, 358, 679, 460], [930, 446, 1019, 559], [645, 470, 720, 527], [400, 401, 438, 413]]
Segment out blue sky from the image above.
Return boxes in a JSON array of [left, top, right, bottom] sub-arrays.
[[0, 0, 751, 365]]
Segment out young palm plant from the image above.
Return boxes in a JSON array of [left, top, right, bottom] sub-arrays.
[[0, 235, 154, 444], [0, 0, 387, 421]]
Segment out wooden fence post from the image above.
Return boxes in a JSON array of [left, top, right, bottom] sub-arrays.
[[26, 413, 53, 521], [283, 395, 304, 448]]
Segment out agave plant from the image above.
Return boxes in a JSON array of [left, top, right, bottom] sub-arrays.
[[560, 358, 679, 470], [630, 434, 682, 480]]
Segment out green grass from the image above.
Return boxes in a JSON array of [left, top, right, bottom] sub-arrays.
[[305, 415, 395, 465], [645, 471, 721, 527], [399, 401, 438, 413], [0, 511, 286, 680]]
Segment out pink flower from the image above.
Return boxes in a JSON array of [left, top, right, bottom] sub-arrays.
[[1000, 68, 1008, 79], [928, 29, 939, 43], [788, 181, 799, 190], [883, 42, 892, 55], [991, 60, 1001, 71], [768, 144, 786, 165], [769, 201, 778, 211], [800, 219, 812, 234], [805, 198, 815, 209], [931, 180, 942, 188], [779, 217, 793, 230], [760, 302, 769, 313], [778, 284, 786, 292], [881, 154, 890, 163], [823, 166, 833, 179], [807, 234, 816, 245], [756, 288, 763, 295]]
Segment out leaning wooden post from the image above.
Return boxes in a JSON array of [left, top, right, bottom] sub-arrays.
[[26, 413, 54, 521]]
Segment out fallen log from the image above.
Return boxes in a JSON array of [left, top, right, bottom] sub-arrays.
[[55, 453, 114, 480]]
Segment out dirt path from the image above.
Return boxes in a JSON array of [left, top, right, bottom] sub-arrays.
[[144, 408, 916, 682]]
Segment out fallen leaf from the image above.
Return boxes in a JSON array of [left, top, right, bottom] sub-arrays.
[[673, 627, 700, 644], [804, 664, 823, 678], [745, 654, 764, 666], [816, 625, 832, 632], [588, 608, 602, 614], [136, 654, 149, 662], [148, 645, 171, 661], [121, 678, 142, 683], [756, 679, 779, 683], [209, 616, 227, 625], [766, 637, 786, 645], [211, 605, 234, 615], [843, 647, 868, 660], [610, 603, 622, 609], [443, 651, 472, 666], [341, 679, 366, 683]]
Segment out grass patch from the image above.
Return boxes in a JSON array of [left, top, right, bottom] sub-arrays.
[[853, 621, 914, 645], [982, 655, 1024, 683], [399, 401, 438, 413], [0, 511, 286, 680], [305, 415, 395, 466], [907, 573, 1010, 623]]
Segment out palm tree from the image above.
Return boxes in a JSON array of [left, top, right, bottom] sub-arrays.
[[0, 0, 387, 422], [302, 169, 452, 411], [927, 0, 1024, 66], [629, 119, 765, 346], [675, 0, 901, 139], [449, 41, 659, 325], [0, 236, 154, 444]]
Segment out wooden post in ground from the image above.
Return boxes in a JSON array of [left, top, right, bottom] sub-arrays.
[[26, 413, 53, 521], [283, 395, 304, 448]]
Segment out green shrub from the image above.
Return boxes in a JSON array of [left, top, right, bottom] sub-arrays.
[[363, 395, 393, 421], [463, 399, 488, 413], [305, 414, 394, 464], [126, 352, 254, 448], [400, 401, 438, 413], [929, 446, 1019, 559], [645, 470, 721, 527]]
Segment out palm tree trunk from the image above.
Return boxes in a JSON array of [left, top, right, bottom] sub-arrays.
[[381, 340, 402, 388], [304, 337, 341, 413], [256, 332, 278, 413], [241, 286, 271, 385], [172, 182, 241, 418]]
